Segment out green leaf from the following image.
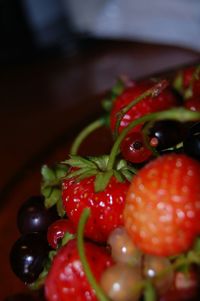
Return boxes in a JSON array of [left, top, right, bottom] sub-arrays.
[[102, 98, 113, 112], [113, 170, 124, 182], [89, 155, 109, 171], [55, 163, 68, 178], [94, 170, 113, 192], [121, 169, 134, 182], [111, 78, 125, 97], [76, 169, 98, 181], [41, 165, 56, 182], [63, 155, 96, 169], [144, 282, 157, 301], [45, 188, 61, 208], [41, 185, 52, 198], [193, 236, 200, 252], [56, 196, 66, 217], [66, 167, 97, 180], [62, 232, 76, 246]]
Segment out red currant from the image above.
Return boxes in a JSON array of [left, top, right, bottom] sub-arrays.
[[47, 219, 75, 249], [120, 132, 152, 163]]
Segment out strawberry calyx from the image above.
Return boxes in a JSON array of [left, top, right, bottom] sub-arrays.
[[101, 77, 129, 112], [62, 154, 136, 192], [41, 163, 68, 216]]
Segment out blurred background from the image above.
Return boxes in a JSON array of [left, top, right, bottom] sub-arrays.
[[1, 0, 200, 195], [1, 0, 200, 63]]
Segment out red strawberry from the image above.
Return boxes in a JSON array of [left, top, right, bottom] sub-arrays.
[[110, 79, 177, 134], [192, 78, 200, 97], [124, 153, 200, 256], [45, 239, 113, 301], [185, 96, 200, 112], [62, 174, 129, 242], [47, 219, 75, 249]]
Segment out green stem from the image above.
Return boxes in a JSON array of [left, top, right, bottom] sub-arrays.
[[107, 108, 200, 170], [70, 118, 105, 155], [77, 208, 110, 301], [114, 80, 168, 138]]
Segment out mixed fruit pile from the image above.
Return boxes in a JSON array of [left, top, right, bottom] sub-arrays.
[[10, 64, 200, 301]]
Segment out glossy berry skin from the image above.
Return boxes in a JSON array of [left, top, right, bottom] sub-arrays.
[[17, 196, 58, 234], [110, 79, 177, 134], [45, 239, 113, 301], [47, 219, 75, 249], [124, 154, 200, 256], [10, 232, 49, 284], [183, 122, 200, 161], [149, 120, 183, 150], [62, 176, 129, 242], [120, 131, 152, 163]]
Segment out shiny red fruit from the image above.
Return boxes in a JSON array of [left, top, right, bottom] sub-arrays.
[[45, 239, 113, 301], [110, 79, 177, 134], [62, 175, 129, 243], [185, 96, 200, 112], [120, 131, 152, 163], [47, 219, 75, 249], [124, 154, 200, 256]]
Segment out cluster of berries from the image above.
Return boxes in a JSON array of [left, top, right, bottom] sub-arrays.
[[10, 64, 200, 301]]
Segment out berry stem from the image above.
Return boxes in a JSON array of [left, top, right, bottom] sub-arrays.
[[114, 80, 169, 138], [70, 118, 105, 155], [107, 108, 200, 170], [77, 208, 110, 301]]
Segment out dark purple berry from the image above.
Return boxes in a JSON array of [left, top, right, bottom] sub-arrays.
[[10, 232, 49, 284], [149, 120, 182, 150], [183, 122, 200, 161], [17, 196, 58, 234]]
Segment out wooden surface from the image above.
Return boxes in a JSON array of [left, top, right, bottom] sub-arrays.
[[0, 39, 200, 300]]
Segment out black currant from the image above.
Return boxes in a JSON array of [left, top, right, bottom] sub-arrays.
[[17, 196, 58, 234], [183, 122, 200, 161], [149, 120, 183, 150], [10, 232, 49, 284]]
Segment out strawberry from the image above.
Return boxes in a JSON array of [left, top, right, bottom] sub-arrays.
[[110, 79, 177, 135], [185, 96, 200, 112], [123, 153, 200, 256], [62, 168, 130, 242], [45, 239, 113, 301]]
